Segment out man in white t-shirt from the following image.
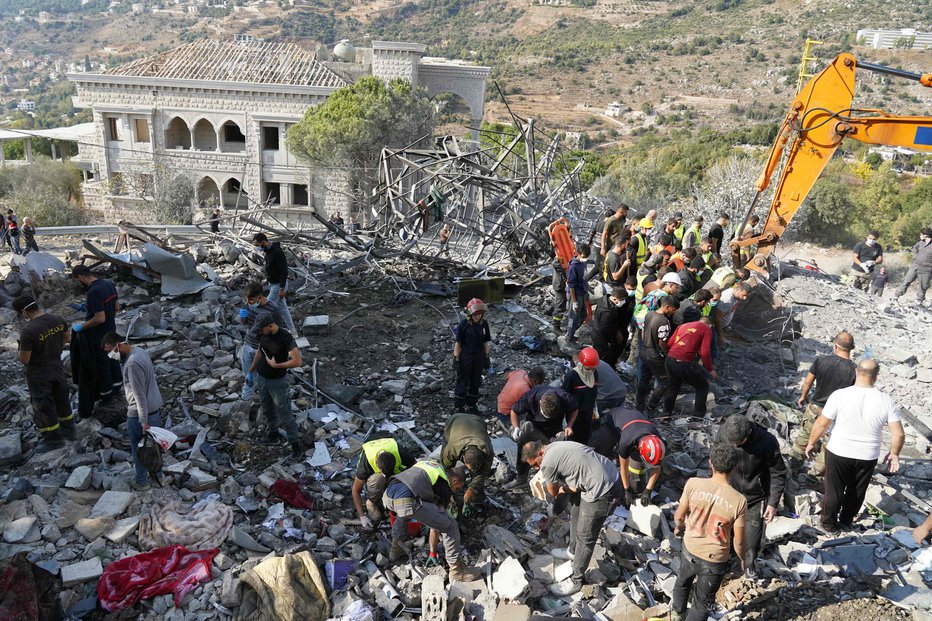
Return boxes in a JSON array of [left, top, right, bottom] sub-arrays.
[[805, 358, 904, 532]]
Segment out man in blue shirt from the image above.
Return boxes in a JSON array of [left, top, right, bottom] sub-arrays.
[[565, 243, 591, 344]]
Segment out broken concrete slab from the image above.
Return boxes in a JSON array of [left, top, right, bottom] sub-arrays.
[[0, 433, 22, 466], [764, 516, 804, 541], [302, 315, 330, 336], [190, 378, 220, 392], [492, 603, 530, 621], [89, 491, 134, 519], [553, 560, 573, 583], [528, 555, 555, 583], [492, 556, 529, 600], [3, 516, 39, 543], [74, 517, 115, 541], [484, 524, 528, 560], [381, 379, 409, 395], [104, 516, 141, 543], [65, 465, 93, 491], [628, 503, 661, 537], [421, 574, 447, 621], [60, 557, 103, 586]]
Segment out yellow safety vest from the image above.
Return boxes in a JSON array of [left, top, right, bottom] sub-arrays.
[[633, 233, 648, 265], [363, 438, 403, 475], [636, 269, 651, 299], [673, 224, 684, 247], [702, 251, 714, 266], [413, 460, 449, 485]]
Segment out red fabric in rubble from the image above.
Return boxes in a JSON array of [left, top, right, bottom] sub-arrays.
[[270, 479, 315, 510], [97, 545, 218, 612]]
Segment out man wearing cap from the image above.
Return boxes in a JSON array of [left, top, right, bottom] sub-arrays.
[[440, 413, 494, 515], [71, 265, 122, 407], [628, 219, 653, 275], [352, 434, 416, 530], [718, 414, 787, 577], [682, 216, 704, 250], [453, 298, 492, 412], [505, 386, 579, 489], [248, 313, 303, 460], [562, 347, 601, 444], [13, 295, 73, 453]]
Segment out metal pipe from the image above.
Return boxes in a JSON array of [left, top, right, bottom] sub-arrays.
[[857, 60, 923, 83]]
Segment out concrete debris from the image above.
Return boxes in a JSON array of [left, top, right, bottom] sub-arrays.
[[492, 556, 529, 600], [61, 557, 104, 586], [628, 503, 662, 538]]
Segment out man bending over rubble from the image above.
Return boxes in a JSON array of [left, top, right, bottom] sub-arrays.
[[239, 282, 283, 400], [591, 406, 666, 507], [504, 386, 578, 490], [663, 316, 715, 418], [248, 314, 303, 460], [522, 439, 622, 596], [672, 443, 747, 621], [440, 413, 494, 517], [352, 435, 416, 530], [382, 460, 481, 582], [14, 295, 74, 453]]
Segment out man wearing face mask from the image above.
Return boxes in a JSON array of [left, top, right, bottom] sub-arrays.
[[592, 281, 636, 368], [13, 295, 73, 453], [849, 231, 883, 292], [251, 233, 297, 333], [894, 228, 932, 304], [636, 295, 678, 412], [102, 332, 163, 489], [239, 282, 282, 401]]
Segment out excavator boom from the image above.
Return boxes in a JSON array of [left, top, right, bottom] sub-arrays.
[[732, 53, 932, 273]]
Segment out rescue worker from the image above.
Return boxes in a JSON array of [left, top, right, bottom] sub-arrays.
[[251, 233, 297, 333], [672, 288, 714, 331], [652, 219, 678, 255], [562, 347, 601, 444], [672, 211, 685, 249], [635, 296, 679, 411], [631, 272, 683, 367], [505, 386, 579, 489], [497, 367, 545, 428], [453, 298, 492, 412], [699, 236, 715, 266], [894, 227, 932, 303], [382, 460, 481, 581], [522, 439, 622, 596], [718, 414, 787, 577], [586, 208, 613, 281], [849, 230, 884, 292], [239, 282, 282, 400], [592, 406, 666, 506], [663, 317, 716, 418], [600, 203, 630, 259], [602, 233, 632, 291], [675, 257, 706, 302], [792, 331, 856, 475], [352, 435, 416, 530], [627, 219, 652, 275], [708, 213, 729, 256], [13, 295, 73, 453], [681, 215, 704, 250], [595, 358, 628, 412], [592, 283, 636, 368], [71, 265, 122, 411], [636, 253, 667, 300], [440, 413, 494, 515], [565, 244, 590, 344]]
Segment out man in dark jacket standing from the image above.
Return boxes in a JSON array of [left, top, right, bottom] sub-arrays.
[[894, 227, 932, 303], [564, 243, 591, 344], [453, 298, 492, 412], [719, 414, 787, 577], [591, 282, 636, 368], [251, 233, 296, 333]]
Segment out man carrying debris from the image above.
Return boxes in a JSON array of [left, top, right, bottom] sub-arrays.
[[251, 233, 297, 333], [663, 317, 715, 418], [440, 413, 494, 515], [352, 435, 416, 530], [453, 298, 492, 413], [13, 295, 74, 453], [592, 406, 666, 507], [672, 443, 747, 621], [71, 265, 123, 407], [849, 230, 884, 292], [805, 359, 905, 532], [635, 295, 679, 412], [103, 333, 164, 490], [894, 227, 932, 303], [496, 367, 545, 428], [591, 283, 636, 369], [239, 282, 283, 400], [505, 386, 579, 490], [382, 460, 481, 581], [247, 314, 304, 460], [564, 243, 591, 344], [719, 414, 787, 577], [792, 331, 856, 475], [522, 439, 621, 596]]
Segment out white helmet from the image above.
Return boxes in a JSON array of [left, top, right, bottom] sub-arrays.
[[661, 272, 683, 286]]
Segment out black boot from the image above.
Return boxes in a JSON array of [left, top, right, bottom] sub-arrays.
[[35, 429, 65, 454]]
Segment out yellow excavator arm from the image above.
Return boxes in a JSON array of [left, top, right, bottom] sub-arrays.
[[731, 53, 932, 272]]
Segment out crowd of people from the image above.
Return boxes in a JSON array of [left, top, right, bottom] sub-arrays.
[[8, 203, 931, 620]]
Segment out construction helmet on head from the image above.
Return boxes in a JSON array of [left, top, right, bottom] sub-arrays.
[[578, 347, 599, 369], [466, 298, 487, 315], [661, 272, 683, 286], [638, 435, 666, 466], [639, 218, 654, 229]]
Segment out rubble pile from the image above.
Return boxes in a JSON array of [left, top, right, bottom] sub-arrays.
[[0, 228, 929, 621]]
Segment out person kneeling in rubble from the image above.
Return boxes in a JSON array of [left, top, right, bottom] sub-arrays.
[[504, 386, 579, 490], [440, 413, 494, 517], [382, 460, 482, 582], [590, 406, 666, 507], [522, 439, 622, 596], [352, 435, 417, 530]]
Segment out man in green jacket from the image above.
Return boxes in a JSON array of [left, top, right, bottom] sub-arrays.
[[441, 413, 494, 515]]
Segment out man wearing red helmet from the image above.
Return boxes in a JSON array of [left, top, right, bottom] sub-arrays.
[[595, 406, 666, 506], [453, 298, 492, 412], [561, 346, 600, 444]]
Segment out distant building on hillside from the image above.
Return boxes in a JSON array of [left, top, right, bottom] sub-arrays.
[[856, 28, 932, 50], [17, 100, 35, 111], [69, 38, 490, 225], [604, 101, 624, 117]]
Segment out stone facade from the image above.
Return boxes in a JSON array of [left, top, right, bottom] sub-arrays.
[[69, 39, 490, 225]]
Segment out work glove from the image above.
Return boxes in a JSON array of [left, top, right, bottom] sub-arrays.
[[426, 552, 440, 567], [864, 260, 875, 268], [859, 262, 869, 272], [239, 308, 249, 319], [359, 515, 374, 530], [624, 488, 635, 507], [511, 426, 521, 442], [640, 489, 654, 505], [71, 323, 83, 333]]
